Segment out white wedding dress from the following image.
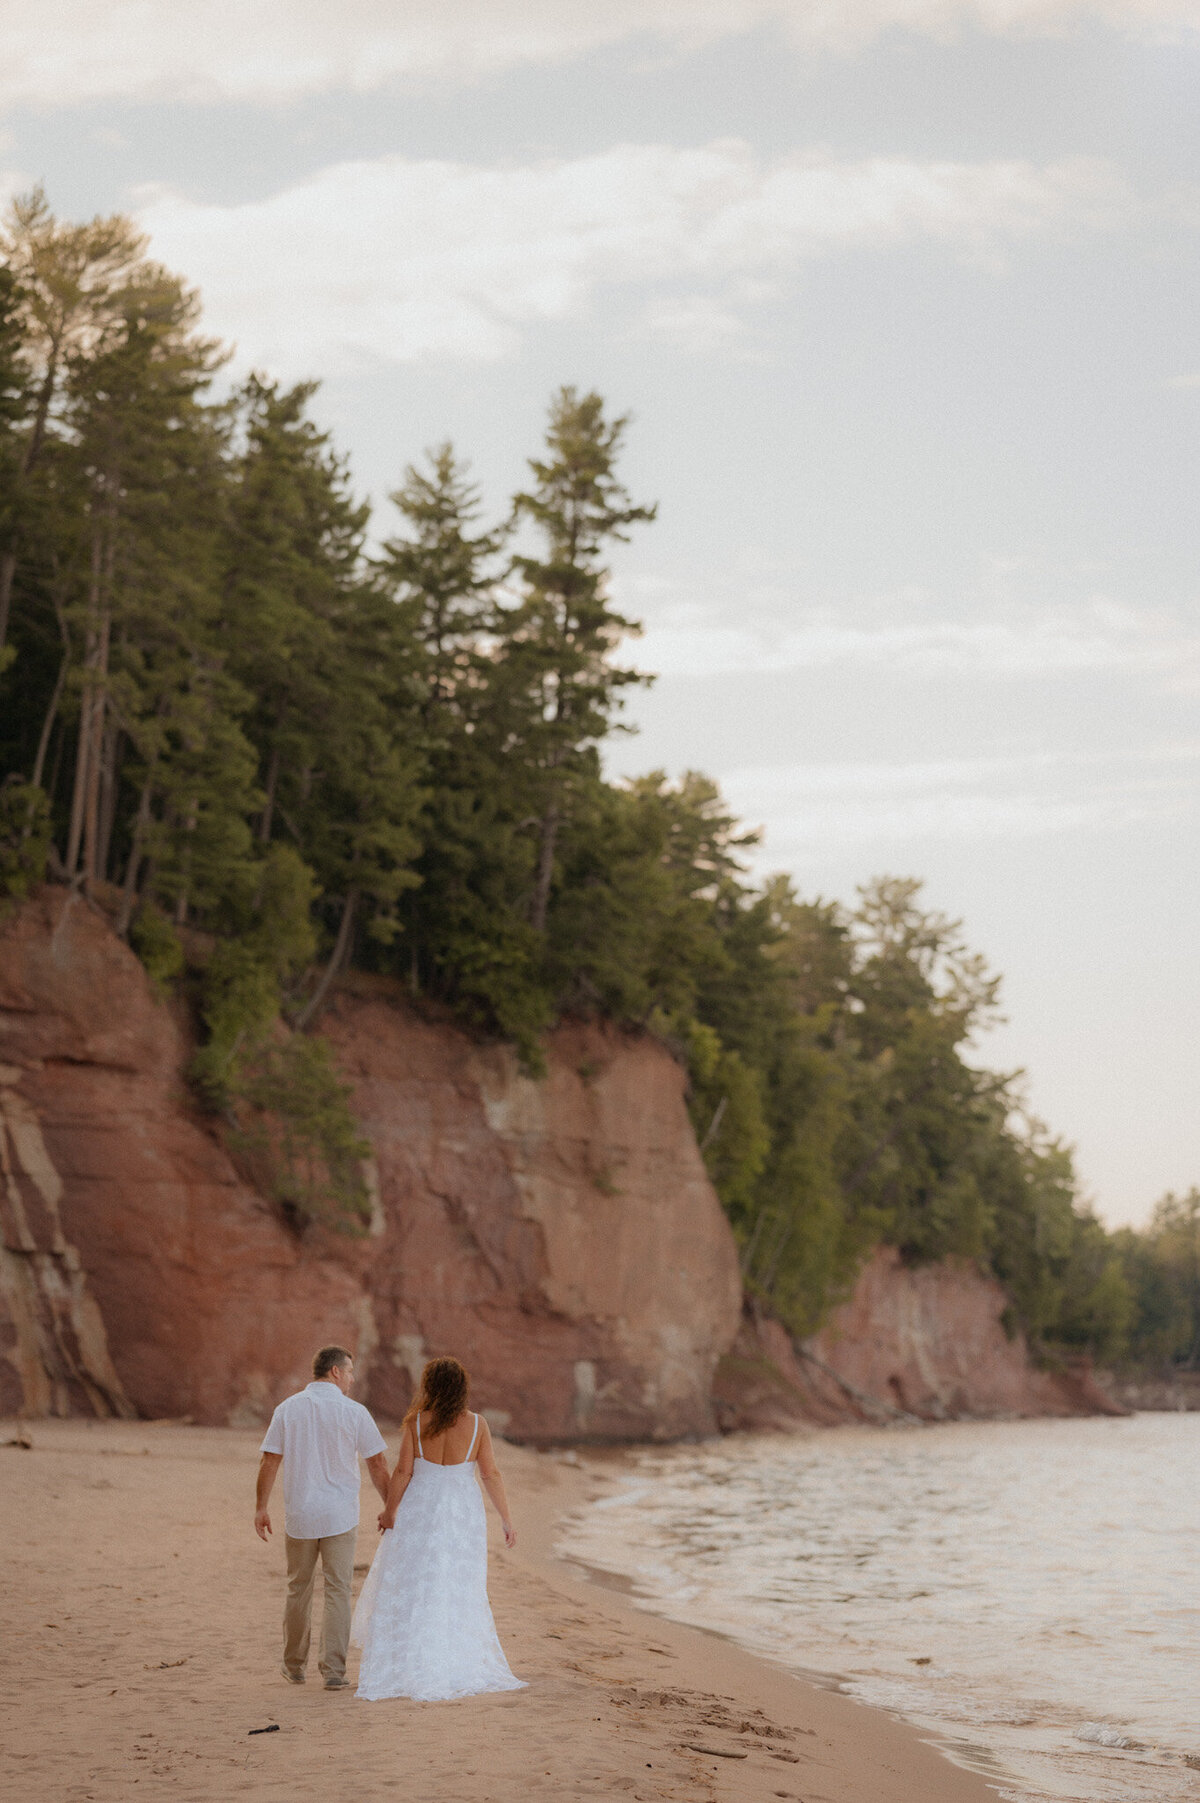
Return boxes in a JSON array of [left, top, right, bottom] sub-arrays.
[[351, 1411, 525, 1702]]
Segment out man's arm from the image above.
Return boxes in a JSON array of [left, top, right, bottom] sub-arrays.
[[255, 1451, 282, 1541], [365, 1451, 389, 1503]]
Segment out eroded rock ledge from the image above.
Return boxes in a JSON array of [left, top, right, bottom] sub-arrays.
[[713, 1251, 1125, 1431]]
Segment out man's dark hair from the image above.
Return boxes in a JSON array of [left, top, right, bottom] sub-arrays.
[[312, 1345, 353, 1380]]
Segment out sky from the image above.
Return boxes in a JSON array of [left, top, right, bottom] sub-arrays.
[[3, 1, 1197, 1226]]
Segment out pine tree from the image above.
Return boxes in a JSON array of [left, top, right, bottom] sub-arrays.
[[58, 264, 227, 899], [379, 442, 506, 715], [0, 264, 28, 622], [505, 387, 656, 932], [223, 377, 365, 844], [0, 187, 150, 652], [222, 377, 425, 1018]]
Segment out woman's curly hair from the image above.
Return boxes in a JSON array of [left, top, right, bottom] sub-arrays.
[[405, 1356, 470, 1441]]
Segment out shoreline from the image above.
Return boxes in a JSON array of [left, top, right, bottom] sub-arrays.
[[517, 1436, 1004, 1801], [1, 1416, 999, 1801]]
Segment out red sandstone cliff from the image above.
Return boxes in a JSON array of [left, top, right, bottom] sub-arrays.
[[0, 888, 740, 1439], [713, 1248, 1124, 1430], [0, 887, 1119, 1439]]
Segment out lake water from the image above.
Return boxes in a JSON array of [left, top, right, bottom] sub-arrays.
[[557, 1413, 1200, 1801]]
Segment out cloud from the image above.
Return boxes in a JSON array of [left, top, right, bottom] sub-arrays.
[[134, 143, 1134, 373], [644, 294, 750, 354], [4, 1, 1199, 107], [632, 594, 1200, 683], [719, 743, 1199, 853]]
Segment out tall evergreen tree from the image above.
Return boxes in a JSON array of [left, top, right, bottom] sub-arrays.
[[57, 265, 227, 899], [379, 443, 506, 715], [0, 187, 150, 652], [0, 264, 27, 648], [222, 377, 424, 1015], [505, 387, 656, 932]]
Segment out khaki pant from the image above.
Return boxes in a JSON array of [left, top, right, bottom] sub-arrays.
[[283, 1527, 357, 1682]]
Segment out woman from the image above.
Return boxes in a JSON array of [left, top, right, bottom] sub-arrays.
[[351, 1355, 525, 1702]]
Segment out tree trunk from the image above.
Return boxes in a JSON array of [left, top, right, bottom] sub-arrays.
[[31, 636, 70, 791], [758, 1210, 797, 1295], [530, 801, 559, 933], [738, 1209, 767, 1280], [65, 523, 111, 882], [46, 721, 65, 815], [65, 693, 93, 880], [116, 769, 155, 937], [297, 888, 358, 1029], [0, 551, 15, 651], [79, 605, 112, 892], [258, 742, 280, 844], [95, 722, 122, 883]]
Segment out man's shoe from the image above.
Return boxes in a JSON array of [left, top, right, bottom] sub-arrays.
[[281, 1665, 306, 1684], [323, 1675, 352, 1690]]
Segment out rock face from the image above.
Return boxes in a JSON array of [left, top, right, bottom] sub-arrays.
[[0, 890, 370, 1427], [1100, 1369, 1200, 1413], [0, 888, 1117, 1440], [714, 1247, 1124, 1431], [0, 889, 741, 1439], [322, 994, 741, 1440]]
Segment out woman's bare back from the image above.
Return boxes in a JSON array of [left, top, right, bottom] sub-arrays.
[[415, 1408, 478, 1466]]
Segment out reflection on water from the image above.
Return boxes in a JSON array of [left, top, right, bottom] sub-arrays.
[[557, 1414, 1200, 1801]]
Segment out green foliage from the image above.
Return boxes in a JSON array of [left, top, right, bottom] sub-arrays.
[[674, 868, 1137, 1357], [128, 901, 184, 994], [186, 845, 369, 1234], [227, 1035, 371, 1235], [190, 844, 317, 1104], [380, 442, 507, 709], [0, 777, 50, 903], [682, 1019, 770, 1218], [1114, 1190, 1200, 1368], [0, 261, 28, 566]]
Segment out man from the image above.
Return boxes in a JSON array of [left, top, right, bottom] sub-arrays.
[[255, 1345, 390, 1690]]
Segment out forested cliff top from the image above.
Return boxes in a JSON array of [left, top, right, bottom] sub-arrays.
[[0, 192, 1193, 1371]]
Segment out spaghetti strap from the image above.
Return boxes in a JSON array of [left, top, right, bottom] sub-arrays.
[[415, 1411, 422, 1455], [466, 1412, 480, 1461]]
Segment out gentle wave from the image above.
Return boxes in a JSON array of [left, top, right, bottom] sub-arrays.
[[557, 1413, 1200, 1801]]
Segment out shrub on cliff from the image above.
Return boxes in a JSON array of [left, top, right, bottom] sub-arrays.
[[224, 1036, 372, 1236], [0, 776, 50, 907], [186, 844, 370, 1233]]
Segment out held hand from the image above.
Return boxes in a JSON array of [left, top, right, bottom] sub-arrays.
[[502, 1520, 517, 1550], [378, 1509, 396, 1534], [254, 1509, 272, 1542]]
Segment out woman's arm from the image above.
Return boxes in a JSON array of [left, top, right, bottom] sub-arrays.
[[475, 1419, 516, 1548], [378, 1423, 416, 1531]]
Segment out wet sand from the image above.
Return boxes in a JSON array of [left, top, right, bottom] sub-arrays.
[[1, 1419, 996, 1801]]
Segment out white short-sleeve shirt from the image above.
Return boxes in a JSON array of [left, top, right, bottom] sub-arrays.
[[260, 1381, 388, 1539]]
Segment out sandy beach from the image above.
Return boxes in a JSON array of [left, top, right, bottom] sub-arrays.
[[1, 1418, 996, 1803]]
